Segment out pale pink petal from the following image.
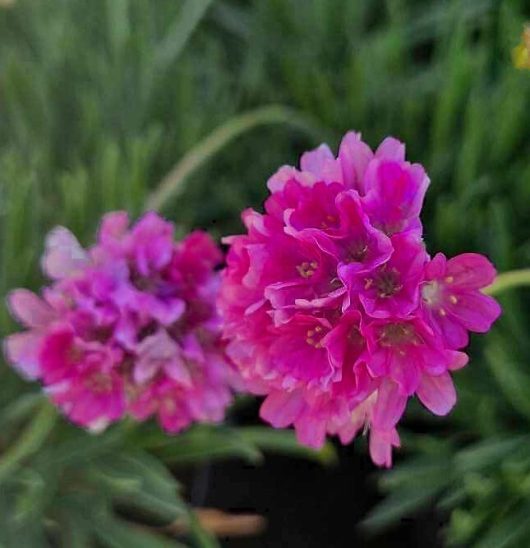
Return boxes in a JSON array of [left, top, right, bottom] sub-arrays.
[[41, 227, 88, 280], [300, 144, 334, 175], [259, 389, 304, 428], [372, 380, 407, 431], [338, 131, 373, 193], [267, 166, 316, 193], [164, 358, 192, 388], [295, 414, 327, 449], [416, 372, 456, 416], [3, 332, 43, 379], [448, 351, 469, 371], [375, 137, 405, 162], [7, 289, 55, 328], [369, 428, 400, 468], [98, 211, 129, 244], [134, 330, 181, 384]]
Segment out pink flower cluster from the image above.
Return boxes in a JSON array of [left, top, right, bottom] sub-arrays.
[[4, 212, 236, 432], [219, 132, 501, 466]]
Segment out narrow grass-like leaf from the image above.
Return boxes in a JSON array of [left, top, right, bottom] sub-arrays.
[[237, 427, 337, 465], [145, 105, 325, 212]]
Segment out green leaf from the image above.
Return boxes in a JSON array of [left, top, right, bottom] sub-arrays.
[[362, 484, 442, 531], [378, 457, 452, 491], [455, 437, 529, 474], [145, 105, 326, 212], [154, 0, 214, 74], [96, 517, 184, 548], [92, 451, 186, 523], [0, 401, 57, 484], [153, 426, 263, 466], [188, 509, 221, 548], [0, 392, 42, 428], [474, 501, 530, 548], [485, 338, 530, 421], [237, 427, 337, 465]]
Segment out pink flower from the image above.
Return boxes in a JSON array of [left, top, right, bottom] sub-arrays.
[[362, 318, 467, 395], [362, 155, 429, 236], [348, 390, 401, 468], [421, 253, 502, 349], [347, 232, 426, 318], [4, 212, 236, 433], [219, 131, 501, 466]]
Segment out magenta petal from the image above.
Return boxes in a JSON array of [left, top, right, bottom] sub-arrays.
[[424, 252, 447, 279], [446, 253, 497, 289], [449, 291, 502, 332], [372, 380, 407, 430], [416, 372, 456, 416], [260, 390, 304, 428], [388, 351, 420, 395], [363, 160, 429, 235], [436, 312, 469, 349], [366, 348, 389, 378]]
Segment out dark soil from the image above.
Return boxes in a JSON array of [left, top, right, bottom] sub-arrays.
[[197, 403, 444, 548]]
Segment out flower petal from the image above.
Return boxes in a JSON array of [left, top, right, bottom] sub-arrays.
[[369, 428, 400, 468], [300, 144, 334, 176], [338, 131, 373, 193], [41, 227, 88, 280], [448, 291, 502, 333], [372, 379, 408, 430], [416, 372, 456, 416], [375, 137, 405, 162], [446, 253, 497, 289], [260, 389, 304, 428], [7, 289, 55, 328], [3, 332, 43, 379]]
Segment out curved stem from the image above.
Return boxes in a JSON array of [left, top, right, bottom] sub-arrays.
[[484, 269, 530, 296], [0, 400, 57, 484], [145, 105, 326, 212]]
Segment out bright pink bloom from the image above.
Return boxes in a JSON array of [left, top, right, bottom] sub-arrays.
[[362, 318, 467, 395], [421, 253, 502, 349], [219, 131, 501, 466], [348, 233, 426, 318], [4, 212, 236, 432]]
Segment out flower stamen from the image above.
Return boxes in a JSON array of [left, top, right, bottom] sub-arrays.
[[297, 261, 318, 278]]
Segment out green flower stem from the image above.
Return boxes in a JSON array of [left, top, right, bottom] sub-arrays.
[[145, 105, 325, 212], [485, 269, 530, 296], [0, 400, 57, 484]]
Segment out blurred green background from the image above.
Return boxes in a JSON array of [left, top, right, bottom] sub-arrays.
[[1, 0, 530, 546]]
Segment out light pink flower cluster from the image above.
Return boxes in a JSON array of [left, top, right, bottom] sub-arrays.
[[4, 212, 235, 432], [219, 132, 501, 467]]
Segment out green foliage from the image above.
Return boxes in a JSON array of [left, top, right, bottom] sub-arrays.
[[1, 0, 530, 546], [0, 396, 333, 546]]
